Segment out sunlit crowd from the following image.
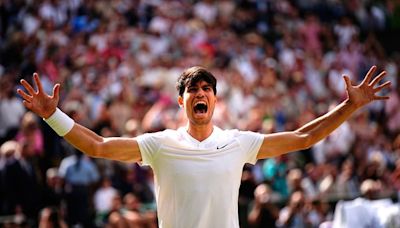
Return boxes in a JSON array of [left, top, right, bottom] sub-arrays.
[[1, 0, 399, 227]]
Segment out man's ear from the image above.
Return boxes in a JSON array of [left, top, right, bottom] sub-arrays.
[[177, 96, 184, 107]]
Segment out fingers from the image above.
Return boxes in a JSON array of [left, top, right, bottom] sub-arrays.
[[33, 73, 45, 93], [369, 71, 386, 87], [16, 89, 33, 102], [361, 65, 377, 85], [373, 81, 391, 92], [52, 84, 60, 101], [374, 95, 390, 100], [343, 75, 352, 88], [372, 80, 391, 101], [20, 79, 36, 95], [22, 100, 33, 109]]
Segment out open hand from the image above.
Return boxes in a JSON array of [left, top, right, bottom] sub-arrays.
[[17, 73, 60, 119], [344, 66, 391, 108]]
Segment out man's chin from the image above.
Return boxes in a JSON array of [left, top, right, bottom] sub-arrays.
[[193, 112, 208, 119], [190, 115, 212, 125]]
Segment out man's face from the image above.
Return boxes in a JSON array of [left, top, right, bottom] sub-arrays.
[[178, 80, 217, 125]]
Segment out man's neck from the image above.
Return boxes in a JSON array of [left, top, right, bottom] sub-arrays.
[[186, 123, 214, 142]]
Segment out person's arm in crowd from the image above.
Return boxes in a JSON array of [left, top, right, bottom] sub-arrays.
[[248, 184, 280, 225], [17, 73, 141, 163], [248, 195, 279, 225], [257, 65, 391, 159]]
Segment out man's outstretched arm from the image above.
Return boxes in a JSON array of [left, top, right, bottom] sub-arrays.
[[17, 73, 141, 163], [257, 65, 391, 159]]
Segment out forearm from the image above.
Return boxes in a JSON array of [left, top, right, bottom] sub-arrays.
[[281, 208, 298, 226], [64, 124, 140, 162], [43, 108, 103, 156], [248, 204, 262, 225], [45, 108, 140, 162], [64, 123, 103, 157], [296, 99, 359, 147]]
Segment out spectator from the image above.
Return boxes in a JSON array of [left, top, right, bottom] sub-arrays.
[[1, 140, 42, 226], [238, 166, 258, 228], [335, 158, 360, 199], [38, 207, 67, 228], [0, 76, 26, 144], [0, 140, 19, 215], [385, 82, 400, 134], [41, 167, 63, 210], [15, 111, 44, 156], [248, 183, 280, 228], [106, 194, 128, 228], [58, 149, 100, 227], [276, 191, 312, 228], [93, 176, 118, 226], [262, 156, 289, 199], [122, 193, 157, 228]]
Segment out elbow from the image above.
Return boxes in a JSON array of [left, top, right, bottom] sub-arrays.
[[295, 131, 314, 150], [90, 138, 105, 158]]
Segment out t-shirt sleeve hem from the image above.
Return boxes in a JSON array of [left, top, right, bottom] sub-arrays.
[[136, 136, 152, 167], [247, 133, 264, 165]]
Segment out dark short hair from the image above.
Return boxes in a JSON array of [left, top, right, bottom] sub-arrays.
[[176, 66, 217, 97]]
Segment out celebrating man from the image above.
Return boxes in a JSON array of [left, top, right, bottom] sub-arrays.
[[17, 65, 390, 228]]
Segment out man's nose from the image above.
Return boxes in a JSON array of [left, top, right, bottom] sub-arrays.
[[195, 89, 205, 97]]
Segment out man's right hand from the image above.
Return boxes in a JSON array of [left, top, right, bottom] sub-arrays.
[[17, 73, 60, 119]]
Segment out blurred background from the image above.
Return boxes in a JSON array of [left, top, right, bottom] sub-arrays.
[[0, 0, 399, 227]]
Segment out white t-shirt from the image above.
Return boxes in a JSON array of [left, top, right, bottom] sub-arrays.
[[137, 126, 264, 228]]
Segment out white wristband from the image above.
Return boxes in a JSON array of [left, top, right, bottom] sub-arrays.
[[44, 108, 75, 136]]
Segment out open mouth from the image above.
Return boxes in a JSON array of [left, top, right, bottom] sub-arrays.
[[194, 102, 208, 114]]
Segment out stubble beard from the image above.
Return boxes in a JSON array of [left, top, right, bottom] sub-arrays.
[[189, 115, 212, 126]]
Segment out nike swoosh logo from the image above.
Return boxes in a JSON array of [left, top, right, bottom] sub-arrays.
[[217, 144, 229, 150]]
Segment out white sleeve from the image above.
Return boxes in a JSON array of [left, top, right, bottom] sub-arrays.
[[236, 130, 264, 164], [136, 132, 163, 167]]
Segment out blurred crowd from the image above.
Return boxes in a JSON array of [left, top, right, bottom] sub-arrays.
[[1, 0, 400, 227]]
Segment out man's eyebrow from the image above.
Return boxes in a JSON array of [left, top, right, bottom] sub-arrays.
[[187, 82, 212, 88]]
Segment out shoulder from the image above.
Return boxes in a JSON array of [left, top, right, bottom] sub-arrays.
[[216, 127, 240, 136], [144, 128, 180, 138], [219, 128, 263, 139], [137, 128, 181, 143]]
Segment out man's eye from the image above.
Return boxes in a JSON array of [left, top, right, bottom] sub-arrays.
[[188, 88, 197, 92]]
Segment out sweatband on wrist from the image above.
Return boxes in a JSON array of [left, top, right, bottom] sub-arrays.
[[44, 108, 75, 136]]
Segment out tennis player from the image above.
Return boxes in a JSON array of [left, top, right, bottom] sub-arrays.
[[17, 65, 390, 228]]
